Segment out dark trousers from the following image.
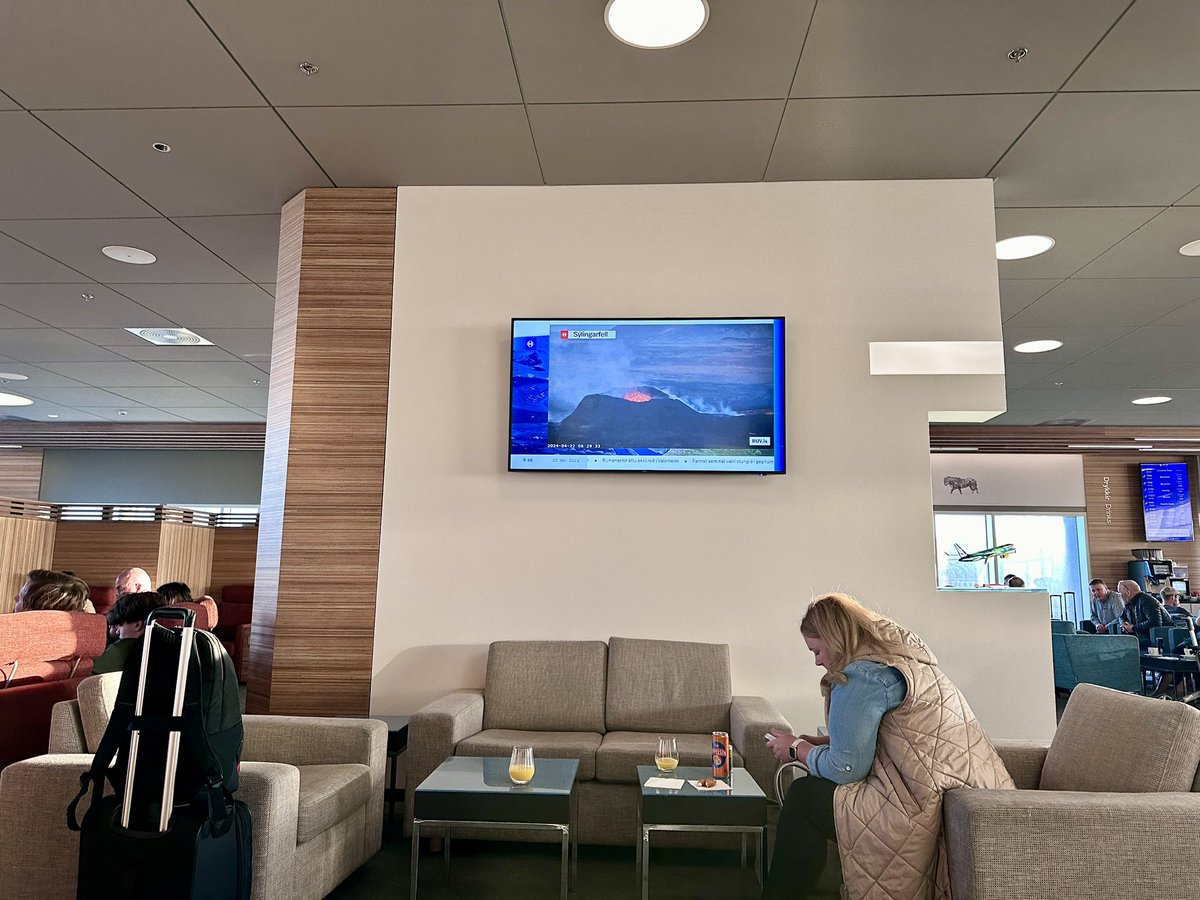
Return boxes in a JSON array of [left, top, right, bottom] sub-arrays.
[[763, 775, 838, 900]]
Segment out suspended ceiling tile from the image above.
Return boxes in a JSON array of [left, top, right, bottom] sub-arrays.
[[171, 216, 281, 284], [0, 329, 124, 363], [38, 361, 187, 387], [0, 219, 245, 284], [0, 364, 91, 388], [0, 233, 89, 284], [1178, 184, 1200, 206], [505, 0, 813, 103], [198, 329, 272, 359], [0, 0, 263, 108], [1003, 363, 1073, 390], [168, 407, 264, 423], [0, 284, 171, 328], [40, 109, 332, 217], [1020, 362, 1175, 391], [1006, 278, 1200, 328], [1076, 207, 1200, 278], [993, 207, 1161, 278], [140, 360, 269, 387], [766, 94, 1047, 181], [1100, 324, 1200, 362], [1154, 298, 1200, 327], [110, 343, 239, 364], [255, 283, 275, 297], [103, 386, 236, 408], [1005, 388, 1126, 411], [0, 90, 18, 111], [281, 106, 543, 186], [792, 0, 1128, 96], [0, 112, 155, 219], [0, 305, 48, 329], [62, 328, 162, 347], [191, 0, 521, 105], [999, 280, 1062, 321], [15, 386, 149, 407], [1139, 362, 1200, 390], [1065, 0, 1200, 91], [197, 386, 268, 409], [529, 100, 784, 185], [992, 92, 1200, 206], [78, 407, 191, 423], [6, 405, 105, 423], [1001, 324, 1133, 367], [117, 284, 274, 329], [984, 409, 1079, 426]]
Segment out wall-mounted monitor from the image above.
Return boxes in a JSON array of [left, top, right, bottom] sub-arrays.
[[1140, 462, 1195, 542], [509, 317, 785, 473]]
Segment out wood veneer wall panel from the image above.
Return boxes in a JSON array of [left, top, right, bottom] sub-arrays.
[[0, 515, 56, 614], [210, 527, 258, 597], [52, 521, 162, 591], [157, 522, 215, 597], [0, 450, 44, 498], [247, 188, 395, 716], [1082, 453, 1200, 589]]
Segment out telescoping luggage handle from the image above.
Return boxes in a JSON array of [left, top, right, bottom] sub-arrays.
[[120, 606, 197, 832]]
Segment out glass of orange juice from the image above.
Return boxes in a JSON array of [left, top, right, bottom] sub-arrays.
[[655, 737, 679, 774], [509, 746, 535, 785]]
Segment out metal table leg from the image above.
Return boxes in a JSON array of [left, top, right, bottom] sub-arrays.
[[560, 825, 569, 900], [641, 826, 650, 900], [409, 823, 420, 900]]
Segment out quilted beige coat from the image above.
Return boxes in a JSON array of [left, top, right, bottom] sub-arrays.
[[833, 621, 1014, 900]]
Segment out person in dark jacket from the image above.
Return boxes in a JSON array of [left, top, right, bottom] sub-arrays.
[[1115, 580, 1173, 647], [91, 591, 167, 674]]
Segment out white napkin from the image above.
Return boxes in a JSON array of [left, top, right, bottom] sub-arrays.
[[643, 777, 685, 789], [688, 779, 732, 791]]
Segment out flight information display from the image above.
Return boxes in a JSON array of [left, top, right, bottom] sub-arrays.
[[1141, 462, 1195, 542]]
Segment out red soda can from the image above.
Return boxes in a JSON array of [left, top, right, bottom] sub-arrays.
[[711, 731, 730, 779]]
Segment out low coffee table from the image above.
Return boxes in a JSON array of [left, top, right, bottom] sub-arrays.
[[636, 765, 768, 900], [1140, 653, 1200, 703], [410, 756, 579, 899]]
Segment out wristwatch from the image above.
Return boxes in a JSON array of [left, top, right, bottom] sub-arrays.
[[788, 738, 803, 761]]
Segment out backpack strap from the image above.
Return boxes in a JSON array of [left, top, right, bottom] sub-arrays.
[[66, 691, 135, 831]]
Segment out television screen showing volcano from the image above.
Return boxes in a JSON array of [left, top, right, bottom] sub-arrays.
[[509, 318, 785, 473]]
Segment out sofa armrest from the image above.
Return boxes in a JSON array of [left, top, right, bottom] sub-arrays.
[[0, 753, 93, 899], [945, 788, 1200, 900], [236, 761, 301, 900], [730, 695, 791, 796], [405, 690, 485, 835], [48, 699, 85, 754], [991, 739, 1050, 790]]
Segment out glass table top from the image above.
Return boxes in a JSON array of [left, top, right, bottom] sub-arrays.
[[636, 766, 766, 799], [418, 756, 579, 795]]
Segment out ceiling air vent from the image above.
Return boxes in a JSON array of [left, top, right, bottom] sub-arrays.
[[124, 327, 212, 346]]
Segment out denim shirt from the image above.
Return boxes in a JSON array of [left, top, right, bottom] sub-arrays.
[[806, 659, 907, 785]]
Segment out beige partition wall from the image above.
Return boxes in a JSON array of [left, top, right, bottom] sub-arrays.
[[246, 188, 395, 716], [210, 527, 259, 597], [157, 523, 215, 596], [52, 521, 163, 590], [0, 499, 56, 614], [0, 450, 44, 499]]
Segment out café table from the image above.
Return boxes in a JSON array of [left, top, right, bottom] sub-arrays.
[[1140, 652, 1200, 704]]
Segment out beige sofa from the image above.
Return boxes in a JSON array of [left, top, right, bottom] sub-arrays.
[[946, 684, 1200, 900], [0, 673, 386, 900], [407, 637, 791, 845]]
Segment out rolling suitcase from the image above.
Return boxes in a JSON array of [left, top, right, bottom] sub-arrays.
[[68, 607, 252, 899]]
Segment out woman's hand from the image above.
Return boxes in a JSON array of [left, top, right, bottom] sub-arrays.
[[799, 733, 830, 746], [766, 729, 797, 763]]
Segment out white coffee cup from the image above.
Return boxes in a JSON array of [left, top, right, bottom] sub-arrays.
[[1147, 646, 1161, 656]]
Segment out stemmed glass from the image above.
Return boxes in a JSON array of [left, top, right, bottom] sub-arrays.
[[655, 737, 679, 775], [509, 746, 535, 785]]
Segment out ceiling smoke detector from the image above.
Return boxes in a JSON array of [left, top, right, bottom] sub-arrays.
[[298, 61, 319, 76], [124, 327, 213, 346]]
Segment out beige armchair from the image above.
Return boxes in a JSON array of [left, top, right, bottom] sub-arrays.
[[0, 674, 386, 900], [945, 684, 1200, 900]]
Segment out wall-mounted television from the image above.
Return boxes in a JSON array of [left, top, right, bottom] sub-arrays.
[[1140, 462, 1194, 542], [509, 317, 785, 473]]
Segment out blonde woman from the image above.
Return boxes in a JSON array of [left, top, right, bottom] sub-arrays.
[[764, 593, 1013, 899]]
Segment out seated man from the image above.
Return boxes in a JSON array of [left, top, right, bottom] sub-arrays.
[[91, 591, 167, 675], [1160, 587, 1197, 649], [1085, 578, 1125, 634], [1114, 579, 1173, 648], [114, 566, 152, 597], [13, 569, 92, 613]]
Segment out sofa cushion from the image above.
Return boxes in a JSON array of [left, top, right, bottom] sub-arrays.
[[483, 641, 607, 733], [296, 763, 372, 845], [605, 637, 731, 734], [455, 729, 602, 782], [595, 731, 744, 784], [1040, 683, 1200, 793]]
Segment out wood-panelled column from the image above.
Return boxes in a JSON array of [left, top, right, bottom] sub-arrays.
[[247, 188, 396, 716]]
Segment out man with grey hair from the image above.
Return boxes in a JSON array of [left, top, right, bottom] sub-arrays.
[[1115, 579, 1172, 647], [114, 566, 151, 597], [1087, 578, 1124, 634]]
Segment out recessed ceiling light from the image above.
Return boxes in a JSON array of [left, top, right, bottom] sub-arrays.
[[152, 142, 171, 153], [1179, 239, 1200, 257], [46, 413, 59, 418], [252, 379, 263, 386], [1053, 381, 1065, 386], [996, 235, 1055, 260], [102, 245, 156, 265], [0, 372, 29, 382], [604, 0, 709, 49], [1013, 339, 1062, 353], [81, 292, 94, 302], [1132, 396, 1172, 405], [298, 61, 319, 76], [124, 327, 213, 346], [0, 392, 32, 406], [117, 410, 128, 416]]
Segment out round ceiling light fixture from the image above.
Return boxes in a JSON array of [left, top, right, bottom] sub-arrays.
[[605, 0, 709, 49], [996, 234, 1055, 260], [0, 372, 29, 381], [152, 142, 171, 153], [1013, 339, 1063, 354], [1179, 239, 1200, 257], [102, 245, 156, 265], [46, 413, 59, 418], [1132, 396, 1172, 405], [0, 392, 32, 406]]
